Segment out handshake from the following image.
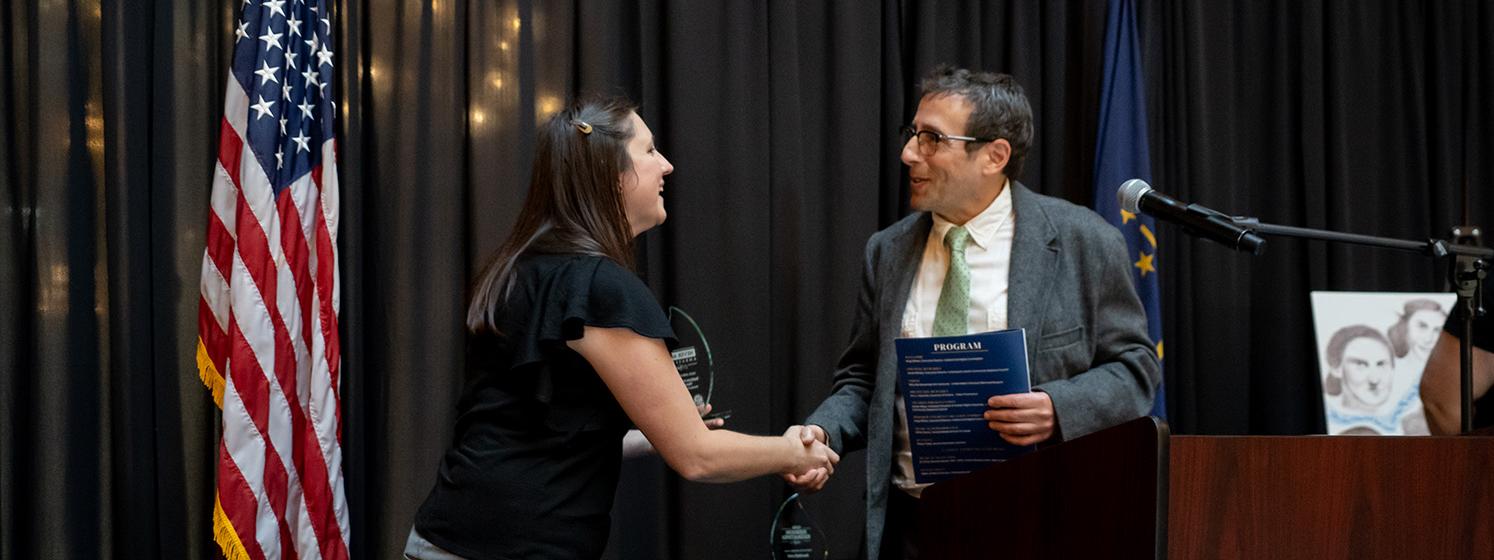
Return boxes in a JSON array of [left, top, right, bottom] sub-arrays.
[[779, 424, 835, 493]]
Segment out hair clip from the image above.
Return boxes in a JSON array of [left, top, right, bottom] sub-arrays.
[[574, 120, 593, 134]]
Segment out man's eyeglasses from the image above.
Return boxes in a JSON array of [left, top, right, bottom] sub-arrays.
[[899, 125, 998, 156]]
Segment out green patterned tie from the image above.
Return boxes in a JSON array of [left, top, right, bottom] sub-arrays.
[[932, 226, 972, 337]]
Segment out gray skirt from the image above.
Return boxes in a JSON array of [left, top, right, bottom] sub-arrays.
[[403, 527, 471, 560]]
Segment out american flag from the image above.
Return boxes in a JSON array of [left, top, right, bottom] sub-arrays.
[[196, 0, 349, 558]]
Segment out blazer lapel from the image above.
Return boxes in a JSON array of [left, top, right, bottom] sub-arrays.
[[1007, 181, 1060, 336], [880, 214, 932, 339], [871, 213, 931, 488]]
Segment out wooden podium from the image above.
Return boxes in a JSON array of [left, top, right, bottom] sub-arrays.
[[1169, 432, 1494, 559], [917, 416, 1170, 558], [917, 417, 1494, 559]]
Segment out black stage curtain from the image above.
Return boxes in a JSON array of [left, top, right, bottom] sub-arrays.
[[3, 1, 1490, 558]]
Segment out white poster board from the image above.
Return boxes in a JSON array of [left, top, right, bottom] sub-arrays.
[[1309, 291, 1456, 435]]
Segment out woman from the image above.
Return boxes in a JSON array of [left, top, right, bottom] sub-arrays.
[[1387, 298, 1447, 362], [406, 97, 837, 559]]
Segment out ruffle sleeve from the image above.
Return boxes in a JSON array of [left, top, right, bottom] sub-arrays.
[[513, 256, 674, 364]]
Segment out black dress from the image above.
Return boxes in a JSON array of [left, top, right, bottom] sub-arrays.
[[414, 253, 674, 559]]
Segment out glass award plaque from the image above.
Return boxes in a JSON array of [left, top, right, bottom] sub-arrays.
[[668, 306, 715, 410], [771, 493, 828, 560]]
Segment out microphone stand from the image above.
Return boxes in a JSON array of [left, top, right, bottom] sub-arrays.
[[1229, 218, 1491, 434]]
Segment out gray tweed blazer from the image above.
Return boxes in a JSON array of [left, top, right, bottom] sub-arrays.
[[804, 181, 1160, 559]]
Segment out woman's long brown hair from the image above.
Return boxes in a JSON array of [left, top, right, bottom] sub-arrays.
[[466, 97, 639, 335]]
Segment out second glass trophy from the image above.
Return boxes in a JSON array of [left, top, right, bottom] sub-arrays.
[[770, 492, 829, 560]]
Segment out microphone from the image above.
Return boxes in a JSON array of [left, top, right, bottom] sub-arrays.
[[1117, 179, 1266, 255]]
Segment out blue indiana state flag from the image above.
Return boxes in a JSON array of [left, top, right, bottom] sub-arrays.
[[1092, 0, 1166, 419]]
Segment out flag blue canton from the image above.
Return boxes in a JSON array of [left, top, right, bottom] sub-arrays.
[[232, 0, 336, 195], [1093, 0, 1166, 419]]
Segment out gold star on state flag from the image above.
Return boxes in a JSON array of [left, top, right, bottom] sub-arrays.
[[1121, 209, 1136, 224], [1134, 251, 1155, 277]]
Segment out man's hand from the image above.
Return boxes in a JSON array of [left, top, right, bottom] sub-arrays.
[[780, 425, 831, 493], [984, 392, 1055, 446]]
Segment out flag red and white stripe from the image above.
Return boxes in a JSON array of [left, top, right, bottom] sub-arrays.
[[197, 1, 349, 558]]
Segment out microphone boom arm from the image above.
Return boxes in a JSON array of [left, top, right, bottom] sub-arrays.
[[1230, 218, 1435, 254]]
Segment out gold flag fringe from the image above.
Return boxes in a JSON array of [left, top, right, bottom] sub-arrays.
[[196, 337, 225, 409], [212, 495, 253, 560]]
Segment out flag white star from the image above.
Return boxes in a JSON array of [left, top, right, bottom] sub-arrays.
[[292, 132, 311, 152], [254, 61, 280, 85], [298, 100, 314, 119], [282, 81, 293, 100], [301, 68, 320, 89], [305, 33, 318, 52], [235, 20, 250, 42], [284, 51, 298, 70], [264, 0, 287, 18], [280, 115, 289, 135], [251, 95, 276, 120], [321, 17, 331, 32], [259, 29, 283, 51], [275, 147, 284, 169], [316, 45, 334, 68], [287, 14, 303, 37]]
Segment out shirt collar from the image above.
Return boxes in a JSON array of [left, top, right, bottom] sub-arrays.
[[931, 179, 1012, 250]]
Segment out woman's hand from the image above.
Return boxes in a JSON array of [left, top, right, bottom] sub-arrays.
[[781, 435, 838, 493], [783, 428, 838, 483], [698, 403, 725, 430], [780, 425, 833, 493]]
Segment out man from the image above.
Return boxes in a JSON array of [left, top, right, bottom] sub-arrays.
[[1322, 325, 1396, 414], [1421, 298, 1494, 434], [786, 66, 1160, 559]]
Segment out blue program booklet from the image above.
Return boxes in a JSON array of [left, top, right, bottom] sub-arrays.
[[895, 328, 1037, 484]]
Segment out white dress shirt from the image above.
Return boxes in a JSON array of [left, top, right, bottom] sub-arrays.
[[892, 180, 1015, 497]]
